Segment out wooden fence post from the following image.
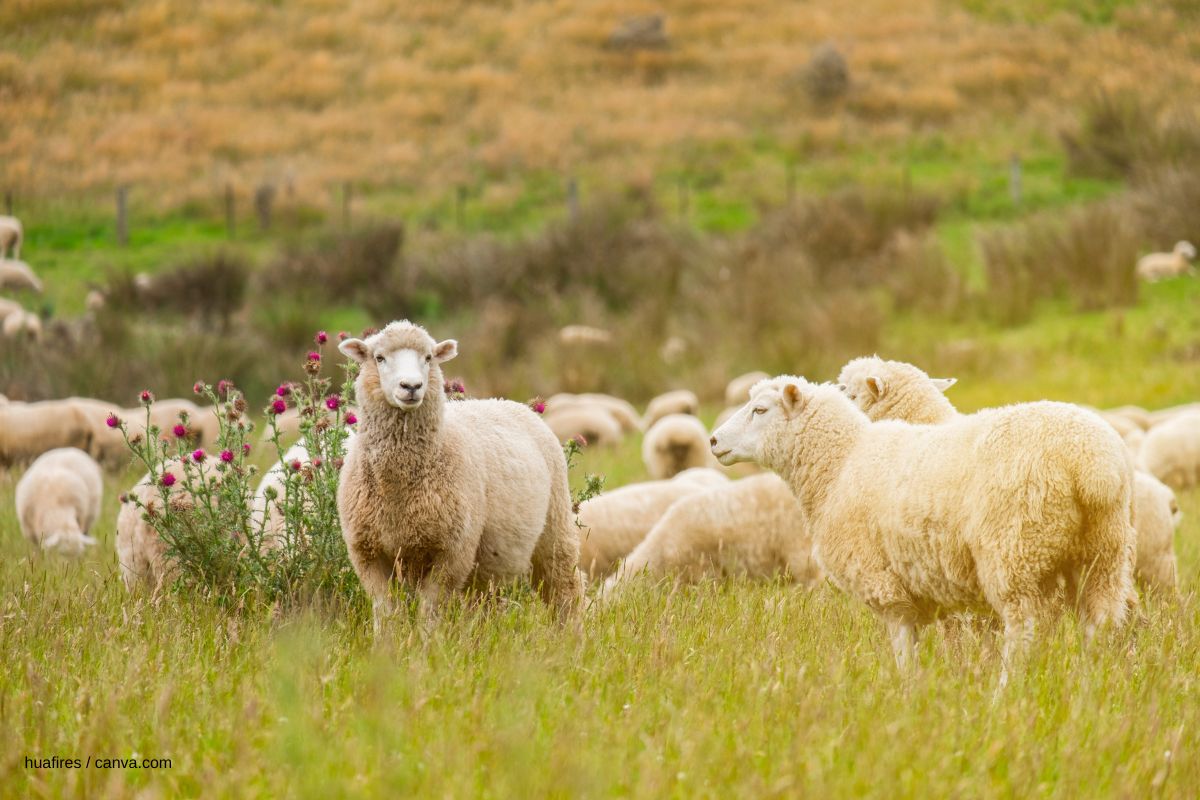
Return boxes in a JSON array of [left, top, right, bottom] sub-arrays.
[[1009, 153, 1023, 208], [255, 184, 275, 231], [116, 185, 129, 246], [225, 184, 236, 239], [342, 182, 353, 230], [566, 176, 580, 221]]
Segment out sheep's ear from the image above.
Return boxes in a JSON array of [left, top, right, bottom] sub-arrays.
[[781, 383, 806, 416], [339, 338, 370, 363], [930, 377, 957, 393], [433, 339, 458, 363], [865, 376, 886, 400]]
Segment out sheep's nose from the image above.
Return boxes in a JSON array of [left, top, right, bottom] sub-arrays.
[[709, 436, 717, 447], [400, 381, 423, 392]]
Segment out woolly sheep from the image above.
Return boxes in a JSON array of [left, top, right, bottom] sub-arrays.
[[337, 321, 584, 631], [601, 474, 821, 598], [15, 447, 102, 556], [0, 400, 96, 467], [1136, 241, 1196, 282], [542, 405, 623, 447], [559, 324, 613, 347], [115, 461, 202, 590], [1146, 402, 1200, 429], [0, 259, 43, 293], [724, 371, 770, 408], [575, 468, 729, 577], [2, 309, 41, 340], [839, 356, 1177, 594], [711, 376, 1136, 677], [642, 413, 715, 479], [252, 436, 355, 549], [0, 215, 21, 260], [1139, 411, 1200, 490], [642, 389, 699, 429], [1105, 405, 1154, 431], [82, 397, 218, 468], [546, 393, 640, 433], [0, 296, 22, 323], [1132, 472, 1180, 593]]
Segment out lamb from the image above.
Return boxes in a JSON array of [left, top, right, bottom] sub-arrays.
[[0, 215, 22, 260], [0, 400, 96, 467], [724, 371, 770, 408], [15, 447, 103, 556], [0, 259, 43, 293], [575, 468, 729, 577], [642, 413, 716, 479], [116, 462, 197, 590], [642, 389, 699, 429], [1136, 241, 1196, 282], [545, 393, 640, 433], [1138, 411, 1200, 490], [838, 356, 1177, 594], [1, 309, 41, 340], [336, 320, 584, 631], [542, 404, 623, 447], [600, 474, 821, 598], [711, 376, 1136, 677]]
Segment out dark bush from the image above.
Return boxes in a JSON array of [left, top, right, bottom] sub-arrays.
[[802, 42, 851, 105]]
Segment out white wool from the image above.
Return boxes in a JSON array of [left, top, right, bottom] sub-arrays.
[[15, 448, 102, 556], [642, 389, 699, 430], [641, 413, 716, 480]]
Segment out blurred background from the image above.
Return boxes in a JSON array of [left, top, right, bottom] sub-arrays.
[[2, 0, 1199, 408]]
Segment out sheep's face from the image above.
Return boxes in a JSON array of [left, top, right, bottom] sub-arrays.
[[1176, 241, 1196, 260], [41, 530, 97, 558], [711, 379, 797, 466], [341, 329, 458, 411], [836, 358, 954, 418]]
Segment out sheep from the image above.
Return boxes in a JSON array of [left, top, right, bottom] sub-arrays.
[[1138, 411, 1200, 490], [642, 389, 699, 429], [545, 393, 640, 433], [116, 462, 194, 590], [1132, 472, 1180, 593], [0, 296, 22, 323], [78, 397, 218, 468], [251, 442, 311, 549], [0, 259, 43, 293], [0, 400, 96, 467], [542, 404, 623, 447], [575, 468, 729, 577], [336, 320, 584, 631], [600, 474, 821, 598], [711, 376, 1136, 678], [1, 309, 41, 340], [1146, 402, 1200, 429], [838, 356, 1177, 595], [15, 447, 103, 556], [1105, 405, 1154, 431], [0, 215, 22, 260], [724, 371, 770, 408], [1136, 241, 1196, 282], [558, 324, 613, 347], [642, 413, 715, 479]]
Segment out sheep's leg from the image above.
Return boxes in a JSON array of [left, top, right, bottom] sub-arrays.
[[530, 519, 586, 623], [351, 551, 399, 638], [886, 618, 919, 673]]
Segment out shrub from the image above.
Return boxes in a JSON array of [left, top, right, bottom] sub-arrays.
[[107, 252, 249, 330], [801, 42, 851, 105], [1063, 92, 1200, 180]]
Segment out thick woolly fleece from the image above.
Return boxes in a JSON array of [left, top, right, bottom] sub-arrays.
[[16, 447, 103, 556], [641, 413, 716, 480]]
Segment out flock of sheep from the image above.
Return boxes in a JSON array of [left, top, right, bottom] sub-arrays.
[[0, 215, 44, 340]]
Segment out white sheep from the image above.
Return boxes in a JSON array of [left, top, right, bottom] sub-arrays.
[[83, 397, 218, 468], [0, 296, 22, 323], [542, 404, 623, 447], [642, 389, 699, 429], [251, 442, 310, 549], [0, 400, 96, 467], [1105, 405, 1154, 431], [15, 447, 103, 556], [1138, 411, 1200, 490], [0, 215, 22, 260], [337, 321, 584, 631], [711, 376, 1136, 678], [1146, 402, 1200, 429], [724, 371, 770, 408], [558, 324, 613, 347], [601, 474, 821, 598], [575, 468, 729, 577], [546, 393, 640, 433], [839, 356, 1177, 595], [0, 259, 43, 293], [1, 309, 41, 340], [642, 413, 716, 479], [1136, 241, 1196, 282]]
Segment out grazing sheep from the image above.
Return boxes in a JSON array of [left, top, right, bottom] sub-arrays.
[[0, 296, 22, 323], [575, 468, 729, 577], [724, 371, 770, 408], [711, 376, 1136, 677], [1138, 411, 1200, 490], [1132, 472, 1180, 593], [0, 259, 42, 293], [546, 393, 640, 433], [85, 290, 107, 313], [0, 400, 96, 467], [1105, 405, 1154, 431], [337, 321, 584, 631], [839, 356, 1177, 594], [80, 397, 218, 468], [542, 405, 623, 447], [1136, 241, 1196, 282], [601, 474, 821, 598], [252, 442, 310, 549], [642, 413, 715, 479], [116, 464, 190, 590], [642, 389, 699, 429], [15, 448, 102, 556], [559, 324, 613, 347], [0, 215, 22, 260], [1146, 402, 1200, 429], [1, 309, 41, 340]]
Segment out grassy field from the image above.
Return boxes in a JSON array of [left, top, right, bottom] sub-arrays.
[[4, 302, 1200, 797]]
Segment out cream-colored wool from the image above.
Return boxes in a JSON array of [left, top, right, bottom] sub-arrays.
[[0, 297, 23, 323], [724, 371, 770, 408], [601, 474, 821, 598], [1136, 241, 1195, 282], [558, 324, 613, 347], [712, 376, 1136, 674], [1145, 402, 1200, 429], [1139, 411, 1200, 490], [2, 310, 41, 340], [839, 356, 1177, 595], [642, 413, 716, 479], [545, 393, 640, 433], [542, 404, 623, 447], [251, 442, 310, 549], [1105, 405, 1154, 431], [79, 397, 217, 468], [575, 468, 729, 577], [337, 321, 584, 630], [0, 259, 42, 293], [642, 389, 699, 429], [0, 216, 21, 260], [0, 400, 96, 467], [15, 448, 102, 556], [115, 462, 196, 590]]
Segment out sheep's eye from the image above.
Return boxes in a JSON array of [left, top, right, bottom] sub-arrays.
[[375, 354, 385, 363], [752, 407, 766, 416]]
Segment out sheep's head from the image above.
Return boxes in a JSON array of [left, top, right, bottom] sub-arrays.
[[836, 356, 954, 420], [645, 414, 707, 476], [40, 513, 97, 557], [340, 321, 458, 411], [710, 377, 809, 466], [1175, 241, 1197, 261]]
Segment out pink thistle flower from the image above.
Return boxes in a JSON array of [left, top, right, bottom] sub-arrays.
[[573, 434, 588, 447], [271, 399, 287, 415], [345, 412, 358, 425], [119, 493, 129, 504], [161, 473, 177, 488], [338, 331, 349, 341], [217, 379, 231, 397], [242, 443, 252, 455], [219, 449, 235, 463], [276, 384, 290, 397], [325, 395, 341, 411], [316, 330, 328, 344], [172, 423, 188, 438], [139, 390, 153, 405], [290, 459, 302, 472], [306, 351, 321, 362], [105, 413, 120, 428], [193, 381, 204, 395], [531, 399, 546, 415], [192, 449, 206, 463], [312, 457, 323, 468]]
